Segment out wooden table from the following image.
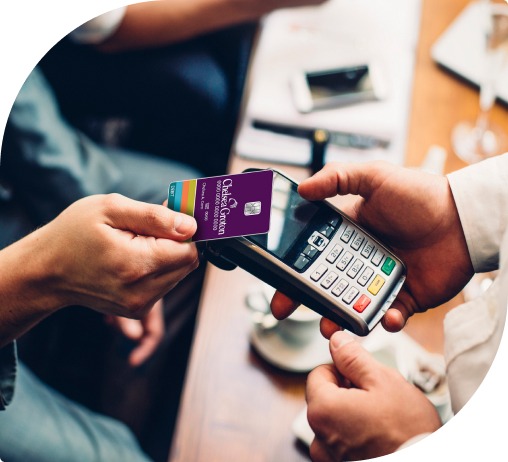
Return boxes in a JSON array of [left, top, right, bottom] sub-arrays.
[[169, 1, 508, 461]]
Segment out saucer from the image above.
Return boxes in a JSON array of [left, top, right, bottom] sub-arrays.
[[250, 326, 331, 373]]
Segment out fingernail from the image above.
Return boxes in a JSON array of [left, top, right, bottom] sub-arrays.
[[330, 331, 354, 351], [174, 214, 195, 235]]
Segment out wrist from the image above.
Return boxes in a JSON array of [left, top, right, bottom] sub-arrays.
[[0, 226, 68, 346], [1, 228, 66, 316]]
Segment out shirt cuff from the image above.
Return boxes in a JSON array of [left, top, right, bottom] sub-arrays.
[[447, 154, 508, 273], [69, 7, 126, 44], [0, 342, 17, 410]]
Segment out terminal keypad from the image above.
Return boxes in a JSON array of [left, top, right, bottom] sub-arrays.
[[301, 219, 395, 314]]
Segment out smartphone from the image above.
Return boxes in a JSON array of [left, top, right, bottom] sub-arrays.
[[204, 169, 406, 336], [290, 63, 386, 113]]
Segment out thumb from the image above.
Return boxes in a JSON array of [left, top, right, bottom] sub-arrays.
[[102, 194, 196, 241], [329, 331, 381, 389], [298, 161, 389, 201]]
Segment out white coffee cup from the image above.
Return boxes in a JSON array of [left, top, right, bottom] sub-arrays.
[[276, 305, 321, 346]]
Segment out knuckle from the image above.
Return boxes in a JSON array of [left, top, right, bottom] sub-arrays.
[[309, 441, 322, 462], [123, 294, 150, 318], [173, 245, 200, 269], [116, 261, 146, 285], [101, 193, 124, 211], [157, 244, 199, 273], [187, 246, 200, 268], [185, 256, 200, 275], [306, 406, 323, 435], [307, 397, 333, 437], [307, 366, 321, 384], [337, 344, 362, 371], [143, 206, 167, 229]]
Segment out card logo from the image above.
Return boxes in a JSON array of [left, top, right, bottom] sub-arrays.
[[244, 201, 262, 216]]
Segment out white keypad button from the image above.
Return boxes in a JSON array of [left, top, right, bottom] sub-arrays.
[[347, 259, 364, 279], [358, 267, 374, 286], [351, 234, 364, 251], [321, 272, 338, 289], [336, 251, 354, 271], [310, 264, 328, 281], [331, 279, 349, 297], [361, 241, 375, 258], [340, 226, 355, 243], [326, 244, 343, 264], [371, 249, 384, 266], [342, 287, 360, 305]]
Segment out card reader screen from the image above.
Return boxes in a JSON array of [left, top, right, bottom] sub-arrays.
[[249, 173, 319, 259]]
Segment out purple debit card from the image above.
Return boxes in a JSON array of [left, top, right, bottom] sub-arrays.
[[168, 170, 273, 242]]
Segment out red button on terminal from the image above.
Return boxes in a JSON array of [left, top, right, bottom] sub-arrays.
[[353, 294, 371, 313]]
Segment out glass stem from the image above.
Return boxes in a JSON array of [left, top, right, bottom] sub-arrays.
[[475, 107, 490, 141]]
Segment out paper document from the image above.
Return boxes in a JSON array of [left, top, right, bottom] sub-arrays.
[[235, 0, 422, 166]]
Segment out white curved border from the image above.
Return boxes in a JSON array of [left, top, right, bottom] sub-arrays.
[[0, 0, 137, 157], [0, 1, 507, 460]]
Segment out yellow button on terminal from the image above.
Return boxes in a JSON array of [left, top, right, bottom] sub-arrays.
[[368, 275, 385, 295]]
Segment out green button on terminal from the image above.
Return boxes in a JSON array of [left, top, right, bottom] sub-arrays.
[[381, 257, 396, 275]]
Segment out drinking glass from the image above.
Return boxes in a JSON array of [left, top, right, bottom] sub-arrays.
[[452, 0, 508, 164]]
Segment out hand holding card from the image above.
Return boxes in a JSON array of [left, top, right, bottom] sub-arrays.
[[168, 170, 273, 242]]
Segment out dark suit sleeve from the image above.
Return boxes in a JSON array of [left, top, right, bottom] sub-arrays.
[[1, 67, 121, 223], [0, 342, 17, 410]]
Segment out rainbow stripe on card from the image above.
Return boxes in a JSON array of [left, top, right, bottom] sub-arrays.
[[168, 179, 197, 217]]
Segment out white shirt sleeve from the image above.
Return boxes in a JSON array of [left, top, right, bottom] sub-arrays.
[[444, 229, 508, 413], [69, 7, 127, 44], [447, 153, 508, 273], [444, 153, 508, 414]]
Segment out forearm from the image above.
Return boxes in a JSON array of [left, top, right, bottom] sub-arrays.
[[97, 0, 266, 52], [0, 231, 62, 348]]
